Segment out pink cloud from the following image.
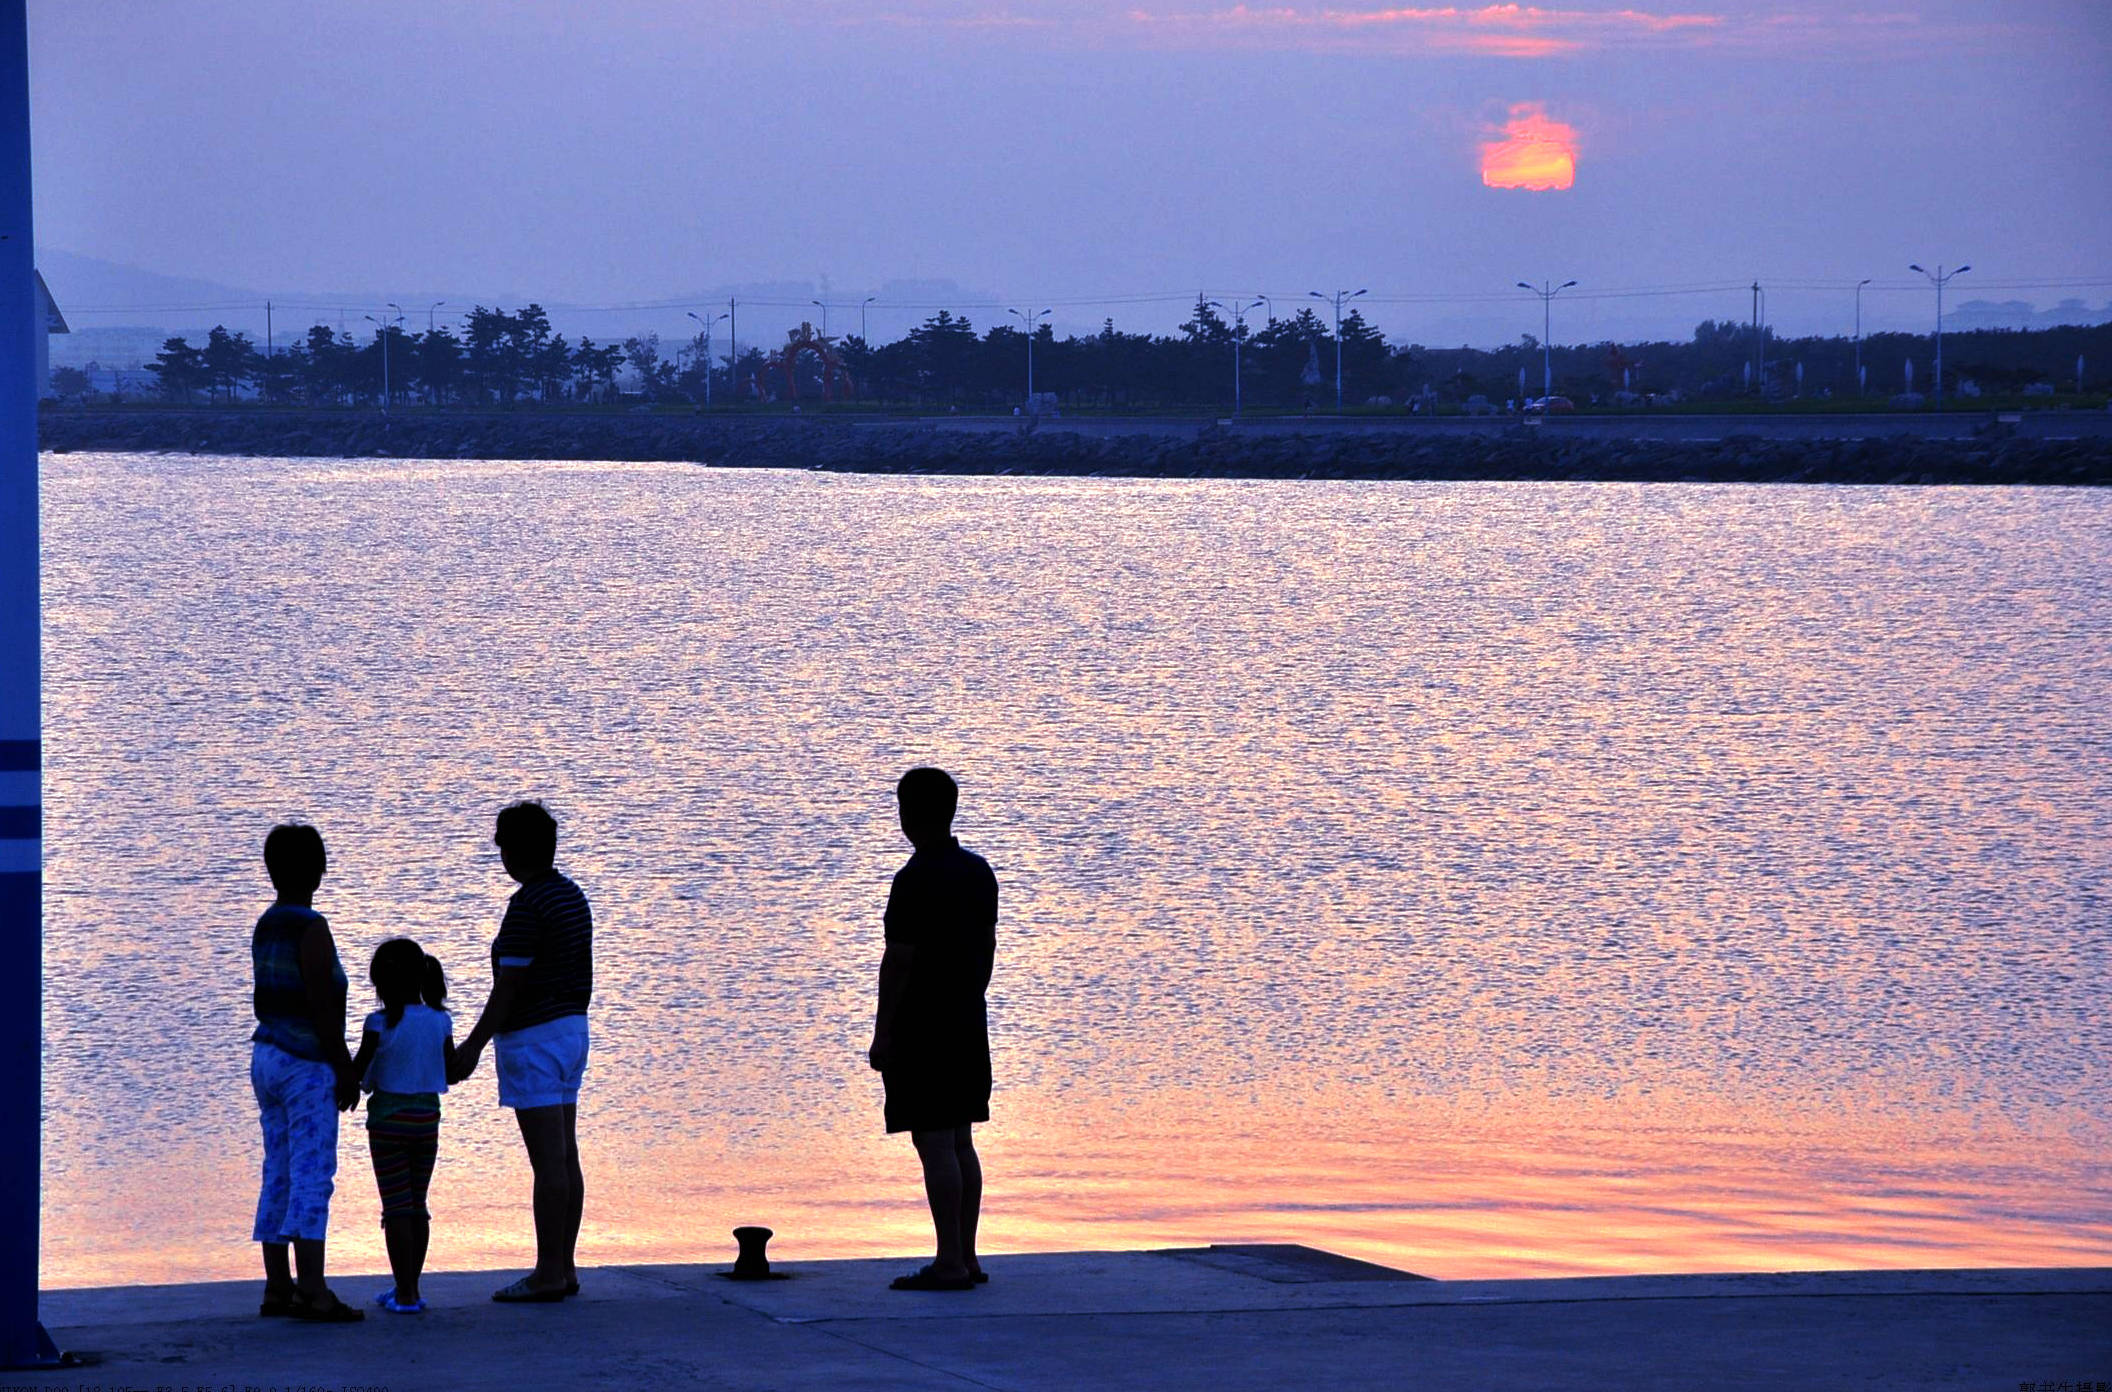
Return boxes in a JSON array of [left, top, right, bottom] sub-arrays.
[[830, 4, 2033, 62], [1119, 4, 1725, 56]]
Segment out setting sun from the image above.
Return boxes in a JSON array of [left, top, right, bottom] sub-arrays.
[[1482, 102, 1578, 190]]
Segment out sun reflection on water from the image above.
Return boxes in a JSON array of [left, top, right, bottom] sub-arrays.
[[36, 454, 2112, 1287]]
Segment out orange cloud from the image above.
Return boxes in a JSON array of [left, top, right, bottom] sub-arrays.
[[1481, 103, 1577, 189]]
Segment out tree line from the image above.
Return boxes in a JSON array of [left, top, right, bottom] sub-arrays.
[[137, 307, 647, 408], [116, 296, 2109, 410]]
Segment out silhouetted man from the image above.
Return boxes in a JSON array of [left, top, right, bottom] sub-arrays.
[[454, 801, 593, 1303], [868, 767, 999, 1292]]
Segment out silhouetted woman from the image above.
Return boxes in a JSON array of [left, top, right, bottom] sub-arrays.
[[248, 822, 363, 1322]]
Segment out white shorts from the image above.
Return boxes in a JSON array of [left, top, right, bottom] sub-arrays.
[[494, 1014, 589, 1110]]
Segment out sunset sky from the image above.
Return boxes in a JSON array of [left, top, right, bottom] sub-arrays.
[[25, 0, 2112, 343]]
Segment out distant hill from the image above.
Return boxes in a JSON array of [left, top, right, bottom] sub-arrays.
[[36, 246, 269, 321], [34, 247, 1006, 366]]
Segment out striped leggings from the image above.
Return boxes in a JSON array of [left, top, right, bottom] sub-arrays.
[[366, 1093, 441, 1223]]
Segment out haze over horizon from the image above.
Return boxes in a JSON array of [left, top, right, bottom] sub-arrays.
[[26, 0, 2112, 346]]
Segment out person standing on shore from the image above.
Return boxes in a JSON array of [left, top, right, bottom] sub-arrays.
[[868, 768, 999, 1292], [347, 939, 458, 1314], [248, 822, 364, 1322], [453, 801, 593, 1303]]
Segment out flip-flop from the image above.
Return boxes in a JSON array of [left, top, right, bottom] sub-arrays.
[[259, 1289, 299, 1317], [374, 1288, 427, 1314], [889, 1265, 976, 1292], [492, 1277, 568, 1304], [287, 1289, 365, 1322]]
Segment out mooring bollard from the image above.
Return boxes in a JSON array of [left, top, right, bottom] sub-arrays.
[[729, 1226, 775, 1280]]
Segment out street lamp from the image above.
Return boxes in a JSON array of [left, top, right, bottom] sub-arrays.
[[810, 299, 829, 338], [860, 296, 877, 346], [1008, 307, 1052, 407], [1515, 280, 1576, 401], [1224, 297, 1265, 415], [688, 309, 729, 409], [1753, 283, 1769, 397], [363, 307, 404, 413], [1908, 262, 1970, 409], [1853, 279, 1871, 396], [427, 300, 446, 334], [1308, 288, 1367, 410]]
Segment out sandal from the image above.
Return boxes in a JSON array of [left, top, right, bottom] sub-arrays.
[[287, 1289, 365, 1322], [259, 1286, 299, 1318], [492, 1276, 568, 1303], [889, 1265, 976, 1292], [374, 1288, 427, 1314]]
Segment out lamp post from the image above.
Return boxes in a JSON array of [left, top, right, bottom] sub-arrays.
[[1515, 279, 1576, 401], [809, 299, 829, 338], [859, 296, 876, 346], [1226, 297, 1265, 415], [1908, 262, 1970, 409], [1308, 289, 1366, 410], [422, 303, 447, 403], [688, 310, 729, 409], [364, 307, 404, 413], [1753, 283, 1769, 398], [1009, 307, 1052, 407], [1853, 279, 1871, 397]]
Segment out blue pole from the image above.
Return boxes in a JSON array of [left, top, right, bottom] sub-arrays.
[[0, 0, 58, 1367]]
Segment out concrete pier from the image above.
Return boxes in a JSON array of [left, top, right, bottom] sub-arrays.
[[32, 1248, 2110, 1389]]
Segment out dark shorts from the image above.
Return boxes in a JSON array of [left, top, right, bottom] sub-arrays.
[[882, 1059, 991, 1135]]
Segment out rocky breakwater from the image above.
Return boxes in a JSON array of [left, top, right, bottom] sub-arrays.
[[37, 408, 2112, 485]]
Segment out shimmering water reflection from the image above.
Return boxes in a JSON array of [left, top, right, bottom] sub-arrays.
[[38, 453, 2112, 1287]]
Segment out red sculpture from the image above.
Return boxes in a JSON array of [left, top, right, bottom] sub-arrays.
[[754, 322, 855, 402]]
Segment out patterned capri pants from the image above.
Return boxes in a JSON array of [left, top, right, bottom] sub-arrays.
[[366, 1093, 441, 1223], [251, 1042, 339, 1244]]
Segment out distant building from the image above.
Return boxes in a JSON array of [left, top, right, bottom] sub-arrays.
[[34, 269, 67, 397]]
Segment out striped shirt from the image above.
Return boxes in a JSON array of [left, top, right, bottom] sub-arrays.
[[490, 871, 593, 1034]]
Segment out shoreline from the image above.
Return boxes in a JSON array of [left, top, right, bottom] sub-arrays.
[[30, 1249, 2110, 1388], [39, 406, 2112, 485]]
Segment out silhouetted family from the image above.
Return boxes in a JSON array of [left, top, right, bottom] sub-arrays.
[[247, 769, 995, 1320]]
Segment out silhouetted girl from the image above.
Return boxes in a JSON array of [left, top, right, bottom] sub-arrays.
[[348, 938, 457, 1313]]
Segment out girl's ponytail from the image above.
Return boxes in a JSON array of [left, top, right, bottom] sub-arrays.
[[370, 938, 426, 1029]]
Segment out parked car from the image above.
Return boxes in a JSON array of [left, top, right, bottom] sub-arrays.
[[1522, 395, 1575, 414]]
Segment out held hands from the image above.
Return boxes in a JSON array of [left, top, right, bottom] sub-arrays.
[[447, 1044, 482, 1086], [333, 1071, 361, 1113]]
